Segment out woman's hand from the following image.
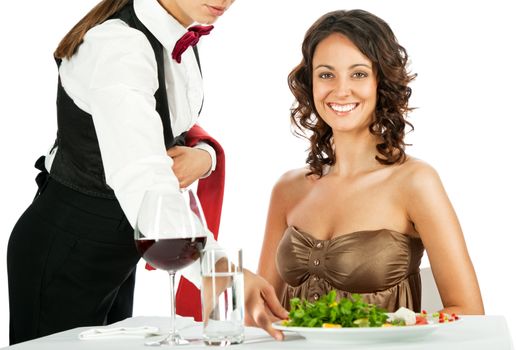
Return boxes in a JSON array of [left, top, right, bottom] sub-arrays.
[[243, 269, 289, 341], [167, 146, 212, 188]]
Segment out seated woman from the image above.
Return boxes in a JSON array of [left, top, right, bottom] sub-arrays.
[[257, 9, 484, 315]]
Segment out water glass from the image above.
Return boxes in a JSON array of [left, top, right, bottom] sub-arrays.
[[201, 248, 245, 346]]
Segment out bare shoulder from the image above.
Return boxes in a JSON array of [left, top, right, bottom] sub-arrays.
[[396, 156, 444, 195], [271, 167, 312, 201], [276, 167, 311, 186]]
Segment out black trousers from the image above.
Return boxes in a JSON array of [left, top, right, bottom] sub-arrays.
[[7, 177, 140, 345]]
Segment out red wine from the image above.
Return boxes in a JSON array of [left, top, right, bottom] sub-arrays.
[[135, 236, 207, 272]]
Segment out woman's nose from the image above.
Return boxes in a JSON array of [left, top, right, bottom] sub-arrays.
[[334, 78, 352, 97]]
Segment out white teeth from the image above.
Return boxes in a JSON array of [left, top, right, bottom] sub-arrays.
[[329, 103, 357, 113]]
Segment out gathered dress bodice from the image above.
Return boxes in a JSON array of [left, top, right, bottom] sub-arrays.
[[276, 226, 425, 312]]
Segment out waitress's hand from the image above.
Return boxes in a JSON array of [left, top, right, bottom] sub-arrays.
[[167, 146, 212, 188], [243, 269, 289, 341]]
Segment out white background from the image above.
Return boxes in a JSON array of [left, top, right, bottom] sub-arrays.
[[1, 0, 515, 347]]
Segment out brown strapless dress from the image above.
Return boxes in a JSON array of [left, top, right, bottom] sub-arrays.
[[276, 226, 425, 312]]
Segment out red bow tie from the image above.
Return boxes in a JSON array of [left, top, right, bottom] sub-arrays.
[[172, 25, 214, 63]]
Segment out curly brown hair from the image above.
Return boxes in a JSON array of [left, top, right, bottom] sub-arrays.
[[288, 9, 416, 177]]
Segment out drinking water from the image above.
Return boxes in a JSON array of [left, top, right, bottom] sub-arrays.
[[201, 271, 245, 345]]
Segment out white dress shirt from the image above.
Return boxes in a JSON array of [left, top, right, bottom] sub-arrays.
[[46, 0, 216, 226], [44, 0, 219, 284]]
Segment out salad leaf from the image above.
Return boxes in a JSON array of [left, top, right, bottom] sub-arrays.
[[286, 291, 388, 328]]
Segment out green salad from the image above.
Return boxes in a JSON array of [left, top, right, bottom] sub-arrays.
[[285, 290, 388, 328]]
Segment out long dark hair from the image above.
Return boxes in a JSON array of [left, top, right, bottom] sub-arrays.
[[288, 9, 416, 178], [54, 0, 129, 59]]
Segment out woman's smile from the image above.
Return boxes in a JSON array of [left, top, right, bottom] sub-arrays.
[[327, 102, 359, 115]]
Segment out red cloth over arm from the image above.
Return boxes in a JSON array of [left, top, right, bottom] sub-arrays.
[[183, 123, 225, 238], [174, 124, 226, 320]]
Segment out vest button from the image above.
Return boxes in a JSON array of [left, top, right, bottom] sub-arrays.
[[313, 259, 320, 266], [315, 242, 323, 249], [313, 293, 320, 301]]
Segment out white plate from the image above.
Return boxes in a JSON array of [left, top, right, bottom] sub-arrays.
[[272, 319, 460, 343]]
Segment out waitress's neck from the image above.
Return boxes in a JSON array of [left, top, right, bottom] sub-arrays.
[[157, 0, 194, 28]]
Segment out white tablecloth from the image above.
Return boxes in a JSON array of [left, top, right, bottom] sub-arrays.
[[2, 315, 513, 350]]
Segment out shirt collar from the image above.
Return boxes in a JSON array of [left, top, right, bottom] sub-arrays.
[[134, 0, 187, 52]]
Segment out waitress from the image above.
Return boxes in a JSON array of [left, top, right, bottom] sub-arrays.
[[6, 0, 287, 345]]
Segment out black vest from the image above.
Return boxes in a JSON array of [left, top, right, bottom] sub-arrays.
[[50, 1, 196, 198]]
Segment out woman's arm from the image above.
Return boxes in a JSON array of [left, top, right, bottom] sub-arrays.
[[257, 172, 297, 299], [405, 160, 484, 315]]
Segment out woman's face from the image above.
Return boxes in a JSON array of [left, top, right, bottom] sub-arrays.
[[312, 33, 377, 135], [160, 0, 235, 27]]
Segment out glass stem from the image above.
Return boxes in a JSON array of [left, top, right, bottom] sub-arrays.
[[169, 271, 177, 337]]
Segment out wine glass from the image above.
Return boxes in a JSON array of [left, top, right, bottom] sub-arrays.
[[135, 188, 207, 346]]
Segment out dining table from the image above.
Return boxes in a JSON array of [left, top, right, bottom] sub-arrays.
[[1, 315, 513, 350]]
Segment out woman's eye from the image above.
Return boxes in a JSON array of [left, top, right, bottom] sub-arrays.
[[352, 72, 368, 79], [319, 72, 334, 79]]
